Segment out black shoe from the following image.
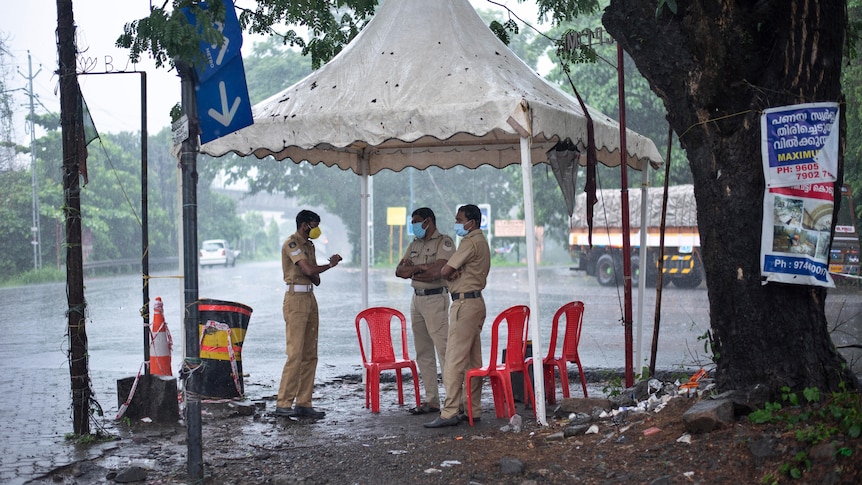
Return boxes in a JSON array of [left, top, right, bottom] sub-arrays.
[[423, 415, 460, 428], [274, 407, 296, 417], [294, 406, 325, 419], [458, 413, 480, 423]]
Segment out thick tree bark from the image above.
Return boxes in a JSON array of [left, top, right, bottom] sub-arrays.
[[604, 0, 858, 396]]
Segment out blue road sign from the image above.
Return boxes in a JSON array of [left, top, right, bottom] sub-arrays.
[[479, 204, 491, 231], [196, 55, 253, 144], [182, 0, 243, 83], [182, 0, 253, 143]]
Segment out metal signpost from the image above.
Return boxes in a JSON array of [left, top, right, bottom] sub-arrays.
[[179, 0, 253, 479]]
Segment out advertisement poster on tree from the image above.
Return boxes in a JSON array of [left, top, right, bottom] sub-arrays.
[[760, 102, 839, 188], [760, 183, 835, 287]]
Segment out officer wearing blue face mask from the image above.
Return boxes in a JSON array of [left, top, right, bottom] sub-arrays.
[[396, 208, 455, 415], [424, 204, 491, 428]]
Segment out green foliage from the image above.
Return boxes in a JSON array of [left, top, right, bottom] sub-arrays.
[[198, 187, 242, 245], [243, 37, 312, 104], [118, 0, 378, 71], [750, 386, 862, 482], [696, 329, 718, 363], [0, 168, 36, 275], [600, 370, 624, 397], [64, 431, 116, 445], [542, 22, 689, 188], [844, 1, 862, 223], [117, 1, 228, 69], [489, 19, 518, 46], [0, 266, 64, 287]]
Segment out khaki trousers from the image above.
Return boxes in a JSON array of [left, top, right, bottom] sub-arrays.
[[410, 292, 449, 407], [277, 291, 319, 409], [440, 297, 485, 419]]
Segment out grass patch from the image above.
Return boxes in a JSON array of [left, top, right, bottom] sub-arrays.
[[0, 267, 65, 287]]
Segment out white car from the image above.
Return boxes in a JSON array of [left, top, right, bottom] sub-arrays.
[[199, 239, 238, 267]]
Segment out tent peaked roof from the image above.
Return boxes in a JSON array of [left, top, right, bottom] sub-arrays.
[[201, 0, 662, 174]]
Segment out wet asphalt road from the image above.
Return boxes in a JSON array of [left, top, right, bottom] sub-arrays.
[[1, 260, 860, 483]]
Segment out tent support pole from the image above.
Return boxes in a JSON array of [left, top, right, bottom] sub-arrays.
[[636, 165, 649, 376], [361, 155, 369, 309], [520, 136, 546, 426]]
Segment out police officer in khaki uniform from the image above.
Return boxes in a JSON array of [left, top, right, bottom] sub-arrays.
[[424, 204, 490, 428], [276, 210, 342, 419], [396, 208, 455, 414]]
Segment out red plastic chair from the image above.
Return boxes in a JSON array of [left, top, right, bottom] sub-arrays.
[[537, 301, 588, 404], [355, 307, 421, 413], [465, 305, 534, 426]]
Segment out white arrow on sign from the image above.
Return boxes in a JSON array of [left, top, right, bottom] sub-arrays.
[[208, 81, 241, 127]]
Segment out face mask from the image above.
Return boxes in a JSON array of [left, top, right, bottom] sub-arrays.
[[307, 225, 322, 240], [411, 220, 427, 238], [454, 222, 469, 237]]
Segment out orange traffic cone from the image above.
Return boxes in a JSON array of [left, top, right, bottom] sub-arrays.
[[150, 297, 173, 376]]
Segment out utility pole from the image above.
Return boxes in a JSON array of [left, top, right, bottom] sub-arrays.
[[56, 0, 90, 436], [176, 60, 203, 480], [19, 51, 43, 270]]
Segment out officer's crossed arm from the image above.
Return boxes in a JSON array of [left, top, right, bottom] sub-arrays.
[[441, 263, 461, 281], [395, 257, 418, 279], [411, 258, 449, 282]]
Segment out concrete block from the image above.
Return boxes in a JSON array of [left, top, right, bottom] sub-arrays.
[[117, 374, 180, 423]]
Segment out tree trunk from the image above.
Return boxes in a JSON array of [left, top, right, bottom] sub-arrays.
[[57, 0, 91, 435], [603, 0, 858, 395]]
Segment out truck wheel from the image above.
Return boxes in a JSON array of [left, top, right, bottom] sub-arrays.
[[596, 254, 619, 286], [631, 256, 640, 287]]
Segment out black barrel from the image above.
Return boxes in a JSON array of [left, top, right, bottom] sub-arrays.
[[198, 299, 253, 398]]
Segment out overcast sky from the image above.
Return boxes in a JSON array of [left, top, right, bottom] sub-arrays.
[[2, 0, 540, 146]]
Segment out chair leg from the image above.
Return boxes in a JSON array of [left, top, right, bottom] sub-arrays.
[[558, 362, 571, 400], [574, 359, 588, 398], [370, 371, 381, 413], [410, 364, 421, 408], [466, 374, 476, 426], [522, 371, 536, 418], [364, 367, 371, 409], [500, 373, 516, 419], [396, 369, 405, 406], [489, 376, 507, 418], [543, 363, 557, 405]]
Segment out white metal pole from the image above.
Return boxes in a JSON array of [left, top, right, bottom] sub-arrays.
[[520, 136, 546, 426], [636, 166, 649, 376], [361, 157, 369, 309]]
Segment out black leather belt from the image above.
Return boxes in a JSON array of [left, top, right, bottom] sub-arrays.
[[414, 287, 446, 296], [450, 291, 482, 301]]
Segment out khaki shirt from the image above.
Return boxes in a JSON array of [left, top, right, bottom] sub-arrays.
[[282, 230, 316, 285], [446, 229, 491, 294], [402, 228, 455, 289]]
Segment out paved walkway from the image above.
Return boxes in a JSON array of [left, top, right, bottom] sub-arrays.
[[0, 369, 124, 485]]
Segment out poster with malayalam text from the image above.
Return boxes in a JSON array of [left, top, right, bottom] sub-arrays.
[[760, 183, 835, 287], [761, 102, 839, 188]]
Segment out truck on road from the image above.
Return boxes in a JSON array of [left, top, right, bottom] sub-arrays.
[[570, 183, 862, 287], [830, 184, 861, 283], [569, 185, 703, 288]]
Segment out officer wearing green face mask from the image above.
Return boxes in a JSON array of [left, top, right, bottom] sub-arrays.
[[276, 209, 342, 419], [396, 207, 455, 415]]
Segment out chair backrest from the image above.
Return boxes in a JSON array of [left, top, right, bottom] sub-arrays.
[[558, 301, 585, 362], [355, 307, 409, 364], [488, 305, 530, 367]]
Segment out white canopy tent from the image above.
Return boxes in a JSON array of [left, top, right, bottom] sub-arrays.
[[202, 0, 663, 424]]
